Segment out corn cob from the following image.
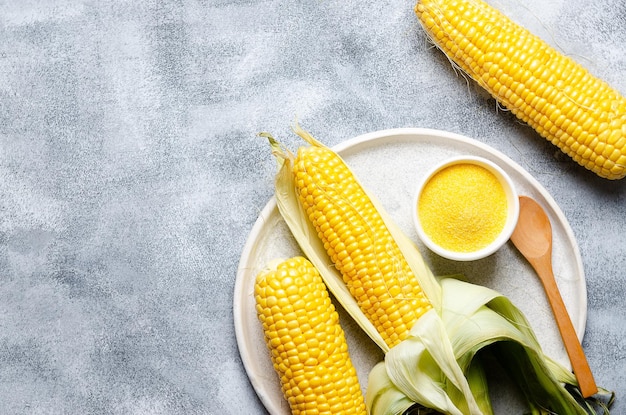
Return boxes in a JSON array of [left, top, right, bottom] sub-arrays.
[[415, 0, 626, 180], [289, 129, 432, 349], [254, 256, 367, 415]]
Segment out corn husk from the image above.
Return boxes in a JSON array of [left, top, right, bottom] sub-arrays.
[[368, 276, 614, 414]]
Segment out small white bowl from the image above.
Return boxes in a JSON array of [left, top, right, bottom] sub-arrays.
[[413, 156, 519, 261]]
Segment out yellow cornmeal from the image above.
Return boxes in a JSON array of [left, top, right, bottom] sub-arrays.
[[418, 163, 508, 253]]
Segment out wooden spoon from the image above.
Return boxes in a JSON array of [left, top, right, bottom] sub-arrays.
[[510, 195, 598, 398]]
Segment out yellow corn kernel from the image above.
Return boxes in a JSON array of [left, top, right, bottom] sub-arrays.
[[292, 144, 432, 349], [255, 256, 366, 415], [415, 0, 626, 179]]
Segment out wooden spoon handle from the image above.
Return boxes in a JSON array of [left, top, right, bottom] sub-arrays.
[[532, 257, 598, 398]]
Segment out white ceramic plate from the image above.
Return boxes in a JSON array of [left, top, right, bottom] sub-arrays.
[[234, 128, 587, 414]]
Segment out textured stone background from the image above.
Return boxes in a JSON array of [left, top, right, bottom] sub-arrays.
[[1, 0, 625, 413]]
